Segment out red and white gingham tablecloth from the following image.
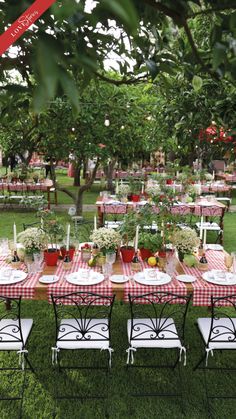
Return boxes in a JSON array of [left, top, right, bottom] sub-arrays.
[[48, 253, 113, 304], [179, 250, 236, 306], [121, 258, 187, 304], [0, 258, 41, 299]]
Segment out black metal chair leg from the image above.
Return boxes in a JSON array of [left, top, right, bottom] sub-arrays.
[[193, 352, 207, 371], [25, 355, 35, 373]]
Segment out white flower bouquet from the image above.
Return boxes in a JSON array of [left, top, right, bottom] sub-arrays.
[[118, 183, 130, 196], [91, 228, 121, 254], [146, 182, 160, 196], [18, 227, 48, 255], [171, 228, 199, 254], [205, 173, 213, 181]]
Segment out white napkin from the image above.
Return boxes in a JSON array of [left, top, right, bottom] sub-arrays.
[[144, 269, 158, 281]]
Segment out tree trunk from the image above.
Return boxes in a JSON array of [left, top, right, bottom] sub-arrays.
[[75, 159, 100, 216], [73, 163, 81, 186], [50, 158, 56, 185], [104, 159, 116, 192], [82, 159, 88, 179]]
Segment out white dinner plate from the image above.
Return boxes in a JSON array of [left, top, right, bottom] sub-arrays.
[[39, 275, 59, 284], [176, 274, 197, 283], [110, 275, 129, 283], [205, 244, 223, 251], [134, 271, 171, 286], [202, 270, 236, 286], [0, 269, 27, 285], [66, 269, 104, 286]]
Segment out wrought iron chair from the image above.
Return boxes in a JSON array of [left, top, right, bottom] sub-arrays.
[[0, 296, 34, 371], [51, 291, 115, 370], [126, 291, 191, 405], [194, 294, 236, 413], [101, 203, 127, 229]]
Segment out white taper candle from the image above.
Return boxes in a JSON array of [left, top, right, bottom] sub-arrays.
[[66, 224, 70, 251], [134, 225, 140, 252], [13, 223, 17, 247]]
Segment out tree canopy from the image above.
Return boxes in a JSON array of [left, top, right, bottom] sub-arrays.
[[1, 0, 236, 112]]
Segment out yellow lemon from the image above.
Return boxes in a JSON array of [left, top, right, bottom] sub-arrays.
[[148, 256, 157, 267]]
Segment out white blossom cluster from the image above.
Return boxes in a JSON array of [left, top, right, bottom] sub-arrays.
[[18, 228, 48, 255], [172, 228, 200, 254], [118, 184, 130, 195], [91, 228, 121, 252], [145, 182, 160, 196], [205, 173, 214, 181]]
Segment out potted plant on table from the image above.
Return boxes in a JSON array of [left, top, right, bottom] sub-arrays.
[[118, 212, 137, 262], [171, 227, 199, 264], [40, 210, 65, 266], [90, 227, 121, 265], [138, 231, 162, 261]]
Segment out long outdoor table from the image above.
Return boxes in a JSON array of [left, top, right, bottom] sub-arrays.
[[0, 182, 57, 209], [0, 249, 234, 307], [96, 198, 226, 227]]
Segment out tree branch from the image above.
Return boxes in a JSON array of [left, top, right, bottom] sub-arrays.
[[57, 186, 76, 201], [190, 4, 236, 18], [94, 72, 148, 85], [181, 19, 219, 80]]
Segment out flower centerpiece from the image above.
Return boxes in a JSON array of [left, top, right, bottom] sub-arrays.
[[18, 227, 47, 259], [171, 228, 199, 262], [117, 183, 130, 198], [90, 227, 121, 256], [145, 182, 161, 198], [205, 173, 214, 181]]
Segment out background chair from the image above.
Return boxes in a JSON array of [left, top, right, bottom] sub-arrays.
[[194, 294, 236, 414], [101, 203, 127, 229], [126, 291, 191, 409], [195, 205, 225, 244]]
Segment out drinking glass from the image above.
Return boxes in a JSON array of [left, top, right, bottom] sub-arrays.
[[33, 252, 44, 272], [106, 252, 116, 265], [102, 263, 112, 278], [224, 254, 233, 272], [0, 238, 9, 256]]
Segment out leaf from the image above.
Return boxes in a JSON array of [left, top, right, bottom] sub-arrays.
[[59, 69, 80, 113], [192, 75, 203, 91], [99, 0, 138, 35], [145, 59, 159, 80], [212, 42, 227, 70], [32, 85, 48, 114]]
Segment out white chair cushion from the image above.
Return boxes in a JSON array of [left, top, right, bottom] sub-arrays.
[[127, 318, 182, 349], [198, 317, 236, 350], [104, 221, 123, 229], [0, 319, 33, 351], [196, 222, 220, 231], [56, 318, 110, 350]]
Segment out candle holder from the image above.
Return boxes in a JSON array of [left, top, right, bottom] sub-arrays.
[[63, 253, 72, 270], [131, 252, 141, 272]]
